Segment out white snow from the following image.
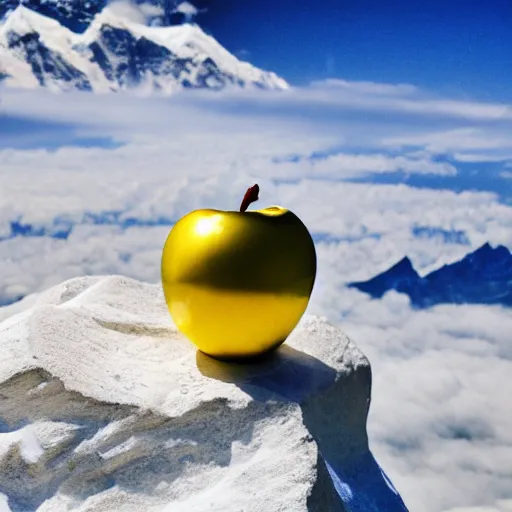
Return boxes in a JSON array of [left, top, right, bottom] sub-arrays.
[[173, 2, 199, 21], [0, 44, 39, 89], [0, 493, 11, 512], [0, 425, 44, 464], [0, 275, 406, 511], [0, 5, 288, 93]]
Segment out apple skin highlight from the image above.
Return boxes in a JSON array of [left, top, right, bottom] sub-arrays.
[[161, 191, 317, 360]]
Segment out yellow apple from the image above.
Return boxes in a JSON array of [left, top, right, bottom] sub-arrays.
[[161, 186, 316, 360]]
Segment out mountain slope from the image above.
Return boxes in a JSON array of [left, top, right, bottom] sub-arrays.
[[0, 5, 288, 93], [0, 0, 106, 33], [348, 242, 512, 308]]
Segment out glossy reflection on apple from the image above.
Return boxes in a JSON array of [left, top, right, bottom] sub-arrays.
[[161, 185, 317, 360]]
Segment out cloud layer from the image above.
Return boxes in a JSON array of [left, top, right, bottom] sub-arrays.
[[1, 80, 511, 511]]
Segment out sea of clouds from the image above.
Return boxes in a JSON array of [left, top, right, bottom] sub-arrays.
[[1, 80, 511, 511]]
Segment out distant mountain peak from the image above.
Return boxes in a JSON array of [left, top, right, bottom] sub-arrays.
[[0, 4, 288, 93], [348, 242, 512, 308], [477, 241, 492, 252], [390, 256, 416, 274], [467, 242, 510, 262], [348, 255, 420, 299]]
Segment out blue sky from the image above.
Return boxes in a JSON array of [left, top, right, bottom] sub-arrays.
[[191, 0, 512, 101]]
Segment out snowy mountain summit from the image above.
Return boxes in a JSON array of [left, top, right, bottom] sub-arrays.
[[0, 275, 407, 511], [0, 5, 288, 93]]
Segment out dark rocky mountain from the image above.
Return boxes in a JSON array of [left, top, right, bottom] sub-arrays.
[[349, 243, 512, 308]]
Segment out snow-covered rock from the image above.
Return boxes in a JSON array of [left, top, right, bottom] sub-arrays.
[[0, 275, 407, 511], [0, 5, 288, 93], [0, 0, 105, 33]]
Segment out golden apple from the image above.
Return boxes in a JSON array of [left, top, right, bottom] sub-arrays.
[[161, 185, 316, 360]]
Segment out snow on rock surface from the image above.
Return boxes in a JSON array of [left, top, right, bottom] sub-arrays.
[[0, 5, 288, 93], [0, 275, 407, 511]]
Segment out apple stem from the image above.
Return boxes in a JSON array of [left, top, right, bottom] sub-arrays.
[[239, 184, 260, 212]]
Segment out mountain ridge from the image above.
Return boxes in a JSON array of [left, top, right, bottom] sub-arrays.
[[0, 4, 288, 93], [348, 242, 512, 308], [0, 0, 106, 33]]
